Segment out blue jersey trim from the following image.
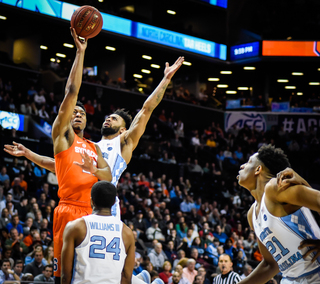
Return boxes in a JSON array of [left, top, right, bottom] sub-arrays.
[[283, 266, 320, 280]]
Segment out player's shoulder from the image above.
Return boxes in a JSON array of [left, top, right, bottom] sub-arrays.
[[65, 217, 86, 234], [247, 204, 255, 229]]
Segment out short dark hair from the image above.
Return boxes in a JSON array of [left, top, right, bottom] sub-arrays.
[[43, 264, 53, 271], [91, 181, 116, 209], [257, 144, 291, 176], [14, 259, 23, 267], [76, 101, 86, 113], [1, 258, 10, 266], [113, 109, 132, 129]]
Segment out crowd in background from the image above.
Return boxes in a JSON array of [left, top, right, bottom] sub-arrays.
[[1, 73, 320, 283]]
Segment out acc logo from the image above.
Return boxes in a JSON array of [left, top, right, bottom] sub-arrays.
[[0, 111, 20, 130], [263, 214, 267, 221], [107, 147, 113, 151], [82, 144, 86, 148], [225, 112, 266, 132]]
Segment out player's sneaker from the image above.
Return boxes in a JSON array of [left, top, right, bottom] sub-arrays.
[[151, 278, 164, 284], [137, 270, 151, 284]]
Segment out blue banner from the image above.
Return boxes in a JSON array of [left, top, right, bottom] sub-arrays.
[[0, 111, 25, 131], [230, 42, 260, 61], [1, 0, 226, 59]]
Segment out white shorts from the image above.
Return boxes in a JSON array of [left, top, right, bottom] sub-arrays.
[[281, 271, 320, 284]]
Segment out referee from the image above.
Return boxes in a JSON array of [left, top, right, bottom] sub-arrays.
[[213, 254, 241, 284]]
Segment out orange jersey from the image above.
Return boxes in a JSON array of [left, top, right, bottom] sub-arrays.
[[55, 134, 98, 207]]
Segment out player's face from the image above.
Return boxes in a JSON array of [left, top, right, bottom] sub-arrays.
[[237, 153, 259, 191], [71, 106, 86, 132], [218, 255, 233, 275], [101, 114, 124, 136]]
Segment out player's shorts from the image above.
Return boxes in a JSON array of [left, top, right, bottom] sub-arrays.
[[281, 271, 320, 284], [53, 200, 92, 277]]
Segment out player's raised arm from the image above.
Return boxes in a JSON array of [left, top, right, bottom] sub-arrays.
[[4, 141, 56, 173], [124, 56, 184, 151], [52, 28, 87, 145]]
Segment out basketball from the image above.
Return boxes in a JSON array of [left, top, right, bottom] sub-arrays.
[[70, 6, 103, 39]]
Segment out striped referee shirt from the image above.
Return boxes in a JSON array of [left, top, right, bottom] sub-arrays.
[[213, 271, 241, 284]]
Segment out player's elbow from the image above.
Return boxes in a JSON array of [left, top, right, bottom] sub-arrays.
[[61, 272, 72, 284], [121, 270, 132, 284]]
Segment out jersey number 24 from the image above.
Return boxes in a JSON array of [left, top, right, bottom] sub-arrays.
[[89, 235, 121, 261]]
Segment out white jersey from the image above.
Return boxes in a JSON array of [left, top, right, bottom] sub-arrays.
[[72, 214, 127, 284], [253, 194, 320, 281], [97, 136, 127, 220]]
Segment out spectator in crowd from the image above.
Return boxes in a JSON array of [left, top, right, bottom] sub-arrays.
[[0, 258, 20, 282], [148, 242, 168, 272], [182, 259, 197, 284], [0, 208, 10, 229], [0, 166, 10, 184], [146, 219, 166, 242], [240, 263, 252, 280], [23, 246, 44, 277], [6, 214, 24, 240], [5, 228, 28, 254], [159, 261, 172, 284], [13, 259, 24, 280], [33, 264, 54, 283], [133, 210, 148, 239], [43, 244, 54, 266]]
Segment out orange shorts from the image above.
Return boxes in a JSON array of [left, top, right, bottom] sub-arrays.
[[53, 201, 92, 277]]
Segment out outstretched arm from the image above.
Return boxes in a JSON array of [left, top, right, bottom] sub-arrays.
[[4, 141, 55, 173], [52, 28, 87, 153], [124, 57, 184, 151]]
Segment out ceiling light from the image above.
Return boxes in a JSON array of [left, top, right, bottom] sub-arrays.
[[63, 43, 74, 48], [138, 88, 143, 92], [220, 71, 232, 74], [40, 45, 48, 50], [292, 72, 303, 76], [277, 79, 289, 83], [208, 78, 219, 81], [318, 68, 320, 71], [217, 84, 228, 88], [56, 53, 66, 58], [105, 46, 116, 51], [287, 36, 292, 40], [151, 64, 160, 69], [50, 58, 55, 62], [167, 10, 176, 15], [0, 16, 7, 20], [183, 61, 192, 66], [297, 92, 303, 96], [285, 86, 296, 89], [98, 0, 104, 2], [142, 55, 152, 60], [133, 74, 143, 78], [309, 82, 320, 85], [226, 90, 237, 94], [141, 69, 151, 74], [237, 87, 249, 90], [243, 66, 255, 70], [57, 59, 60, 63]]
